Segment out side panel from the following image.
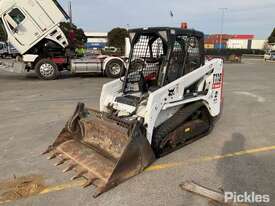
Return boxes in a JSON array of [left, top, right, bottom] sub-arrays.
[[203, 60, 224, 116], [22, 0, 55, 31], [100, 79, 124, 112], [144, 59, 223, 144], [35, 0, 68, 25]]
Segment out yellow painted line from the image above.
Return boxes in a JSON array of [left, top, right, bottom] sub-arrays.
[[39, 178, 86, 194], [1, 145, 275, 205], [0, 199, 11, 205], [146, 145, 275, 172]]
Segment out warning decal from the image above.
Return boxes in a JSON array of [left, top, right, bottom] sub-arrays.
[[213, 73, 222, 89]]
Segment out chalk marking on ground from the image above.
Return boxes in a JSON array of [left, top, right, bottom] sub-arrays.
[[233, 91, 266, 103], [0, 179, 86, 205]]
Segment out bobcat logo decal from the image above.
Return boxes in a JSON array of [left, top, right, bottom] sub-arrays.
[[168, 88, 175, 97]]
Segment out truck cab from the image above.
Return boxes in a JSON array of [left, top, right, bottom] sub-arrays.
[[0, 0, 69, 54], [0, 42, 8, 57], [0, 0, 69, 79], [0, 0, 126, 80]]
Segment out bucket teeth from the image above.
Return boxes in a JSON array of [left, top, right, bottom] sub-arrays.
[[62, 164, 76, 173], [93, 187, 104, 198], [47, 153, 57, 160], [71, 171, 87, 180], [41, 105, 157, 197], [41, 149, 50, 155], [41, 146, 53, 155], [54, 159, 68, 166], [82, 178, 97, 188]]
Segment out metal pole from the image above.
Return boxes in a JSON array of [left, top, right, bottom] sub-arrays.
[[219, 8, 227, 50], [69, 1, 73, 26], [170, 10, 175, 27]]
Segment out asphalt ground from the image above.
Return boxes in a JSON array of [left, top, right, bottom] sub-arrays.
[[0, 59, 275, 206]]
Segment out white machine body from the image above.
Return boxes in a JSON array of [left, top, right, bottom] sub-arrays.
[[100, 58, 224, 144]]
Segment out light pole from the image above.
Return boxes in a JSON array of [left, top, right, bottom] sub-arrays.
[[68, 1, 73, 26], [170, 10, 175, 27], [219, 8, 227, 50]]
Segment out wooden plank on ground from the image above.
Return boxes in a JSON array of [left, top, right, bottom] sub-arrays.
[[179, 181, 249, 206]]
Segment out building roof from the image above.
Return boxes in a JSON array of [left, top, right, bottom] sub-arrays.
[[231, 34, 255, 39], [205, 34, 255, 40], [84, 32, 108, 38]]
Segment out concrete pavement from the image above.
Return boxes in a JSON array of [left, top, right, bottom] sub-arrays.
[[0, 61, 275, 206]]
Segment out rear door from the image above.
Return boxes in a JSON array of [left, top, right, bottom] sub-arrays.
[[4, 7, 42, 47]]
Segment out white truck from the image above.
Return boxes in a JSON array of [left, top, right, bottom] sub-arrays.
[[0, 41, 18, 58], [0, 0, 126, 80], [264, 50, 275, 61]]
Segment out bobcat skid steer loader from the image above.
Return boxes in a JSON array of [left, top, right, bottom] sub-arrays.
[[43, 27, 224, 197]]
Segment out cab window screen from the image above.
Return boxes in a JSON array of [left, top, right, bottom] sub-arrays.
[[124, 35, 166, 93], [9, 8, 25, 25]]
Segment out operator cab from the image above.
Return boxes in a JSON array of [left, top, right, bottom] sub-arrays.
[[113, 27, 205, 114]]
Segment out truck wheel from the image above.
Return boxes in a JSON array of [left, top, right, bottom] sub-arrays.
[[105, 59, 125, 78], [35, 59, 59, 80]]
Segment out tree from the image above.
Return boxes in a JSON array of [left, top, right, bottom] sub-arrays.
[[59, 22, 87, 48], [107, 28, 129, 55], [268, 28, 275, 44]]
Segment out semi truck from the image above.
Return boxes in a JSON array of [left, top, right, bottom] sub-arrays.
[[0, 0, 126, 80], [0, 41, 18, 58]]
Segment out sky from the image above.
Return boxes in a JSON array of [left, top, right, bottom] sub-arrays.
[[58, 0, 275, 39]]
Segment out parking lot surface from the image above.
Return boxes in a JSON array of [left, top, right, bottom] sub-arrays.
[[0, 60, 275, 206]]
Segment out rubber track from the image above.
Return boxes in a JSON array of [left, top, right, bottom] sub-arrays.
[[152, 101, 205, 156]]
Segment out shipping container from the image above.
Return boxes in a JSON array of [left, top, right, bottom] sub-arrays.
[[204, 44, 214, 49], [227, 39, 248, 49], [85, 42, 106, 49], [251, 40, 266, 50], [205, 39, 227, 44], [205, 34, 232, 41], [231, 34, 254, 40], [214, 43, 226, 49]]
